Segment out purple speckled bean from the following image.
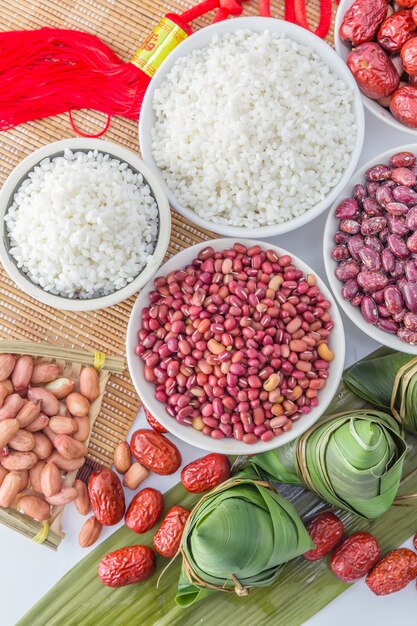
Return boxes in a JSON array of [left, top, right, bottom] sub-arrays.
[[387, 215, 409, 237], [390, 152, 416, 168], [335, 259, 360, 281], [357, 272, 388, 292], [384, 285, 404, 315], [331, 245, 349, 261], [358, 247, 381, 271], [366, 164, 392, 181], [392, 186, 417, 206], [387, 234, 409, 259], [361, 296, 379, 324], [366, 181, 379, 198], [364, 235, 383, 253], [404, 312, 417, 330], [335, 198, 359, 219], [340, 219, 361, 235], [405, 260, 417, 282], [376, 185, 394, 208], [407, 232, 417, 253], [402, 282, 417, 312], [353, 183, 367, 204], [391, 167, 416, 187], [363, 198, 383, 217], [406, 206, 417, 230], [347, 234, 365, 260], [351, 293, 364, 307], [342, 278, 360, 300], [386, 202, 409, 216], [397, 327, 417, 343], [361, 217, 387, 236], [382, 248, 395, 273], [390, 260, 405, 278], [378, 305, 391, 318], [334, 231, 350, 245], [378, 319, 399, 334], [373, 288, 386, 304], [379, 228, 389, 243]]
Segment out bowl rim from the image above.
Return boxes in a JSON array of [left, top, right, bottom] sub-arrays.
[[334, 0, 417, 137], [139, 15, 365, 239], [323, 142, 417, 354], [0, 137, 171, 312], [126, 237, 346, 454]]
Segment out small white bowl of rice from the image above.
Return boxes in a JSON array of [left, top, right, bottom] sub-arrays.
[[140, 17, 364, 238], [0, 138, 170, 311]]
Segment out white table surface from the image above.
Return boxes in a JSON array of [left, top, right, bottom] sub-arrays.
[[2, 109, 417, 626]]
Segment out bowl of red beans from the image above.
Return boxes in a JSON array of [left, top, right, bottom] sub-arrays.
[[324, 145, 417, 353], [126, 239, 345, 453]]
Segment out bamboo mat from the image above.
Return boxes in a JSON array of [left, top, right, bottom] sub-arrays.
[[0, 0, 338, 468]]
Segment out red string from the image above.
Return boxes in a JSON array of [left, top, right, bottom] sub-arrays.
[[68, 111, 111, 137], [259, 1, 271, 17], [285, 0, 333, 39]]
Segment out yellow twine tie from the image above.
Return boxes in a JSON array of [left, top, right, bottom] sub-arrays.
[[32, 521, 50, 544], [94, 351, 106, 372]]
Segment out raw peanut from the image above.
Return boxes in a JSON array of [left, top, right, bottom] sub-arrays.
[[153, 505, 190, 558], [123, 462, 149, 490], [57, 402, 71, 417], [42, 426, 57, 445], [11, 355, 34, 393], [49, 416, 78, 435], [192, 416, 204, 431], [8, 429, 35, 452], [54, 435, 88, 460], [15, 469, 29, 490], [33, 432, 53, 459], [0, 445, 9, 458], [366, 548, 417, 595], [0, 354, 16, 381], [27, 387, 59, 416], [29, 460, 46, 493], [0, 394, 25, 421], [181, 453, 231, 493], [66, 393, 90, 417], [19, 495, 51, 521], [88, 469, 125, 525], [0, 380, 13, 408], [40, 461, 61, 497], [1, 451, 38, 471], [317, 344, 334, 362], [79, 367, 100, 402], [74, 479, 90, 515], [48, 451, 85, 472], [25, 413, 49, 432], [98, 545, 155, 587], [113, 442, 131, 474], [130, 430, 182, 475], [31, 363, 61, 384], [0, 472, 22, 507], [125, 488, 164, 534], [16, 401, 41, 428], [78, 515, 102, 547], [0, 466, 8, 486], [72, 416, 90, 443], [45, 486, 77, 506], [45, 377, 75, 399], [0, 419, 20, 448]]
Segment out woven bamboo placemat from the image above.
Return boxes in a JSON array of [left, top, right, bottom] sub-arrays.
[[0, 0, 338, 468]]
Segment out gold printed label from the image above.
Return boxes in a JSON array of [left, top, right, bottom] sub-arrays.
[[130, 18, 188, 77]]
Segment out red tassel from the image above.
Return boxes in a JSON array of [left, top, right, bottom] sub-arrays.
[[285, 0, 333, 39]]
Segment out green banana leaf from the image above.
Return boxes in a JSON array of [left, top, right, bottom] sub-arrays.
[[251, 410, 406, 519], [177, 476, 313, 606], [17, 348, 417, 626], [344, 352, 417, 434]]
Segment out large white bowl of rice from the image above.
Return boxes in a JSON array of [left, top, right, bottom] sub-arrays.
[[0, 138, 170, 311], [139, 17, 364, 238]]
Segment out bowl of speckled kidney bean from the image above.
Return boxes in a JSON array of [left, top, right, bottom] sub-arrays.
[[324, 145, 417, 353], [126, 239, 345, 454]]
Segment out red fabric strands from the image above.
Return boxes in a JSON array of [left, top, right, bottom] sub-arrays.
[[285, 0, 333, 39]]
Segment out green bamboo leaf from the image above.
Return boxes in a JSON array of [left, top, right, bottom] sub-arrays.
[[251, 410, 406, 519]]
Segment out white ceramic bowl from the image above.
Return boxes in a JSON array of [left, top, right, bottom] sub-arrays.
[[324, 143, 417, 354], [139, 16, 365, 239], [0, 138, 171, 312], [127, 238, 346, 454], [335, 0, 417, 136]]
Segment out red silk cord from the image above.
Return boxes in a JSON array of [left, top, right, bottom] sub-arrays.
[[0, 0, 333, 135]]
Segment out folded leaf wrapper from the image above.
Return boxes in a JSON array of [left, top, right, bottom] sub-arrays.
[[251, 410, 406, 520], [344, 353, 417, 435], [176, 475, 313, 606]]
